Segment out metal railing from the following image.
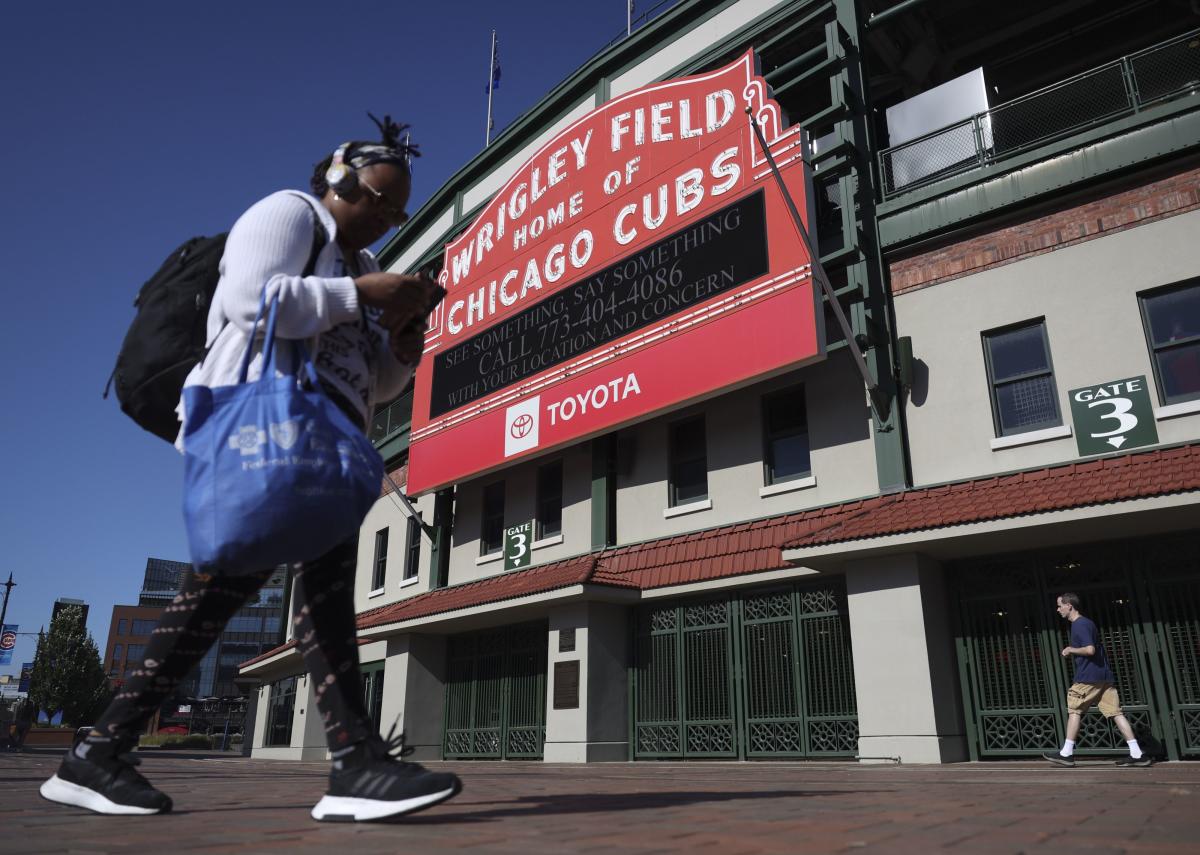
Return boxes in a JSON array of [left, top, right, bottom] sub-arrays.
[[878, 29, 1200, 198], [368, 389, 414, 444]]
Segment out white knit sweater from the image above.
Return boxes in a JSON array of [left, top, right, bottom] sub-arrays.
[[175, 190, 411, 449]]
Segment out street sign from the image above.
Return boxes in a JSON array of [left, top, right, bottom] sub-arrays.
[[1068, 375, 1159, 457], [504, 521, 534, 572]]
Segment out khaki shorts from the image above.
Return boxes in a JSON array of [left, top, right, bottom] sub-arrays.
[[1066, 682, 1122, 718]]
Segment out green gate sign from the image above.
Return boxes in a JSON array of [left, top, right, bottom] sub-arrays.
[[504, 521, 534, 571], [1068, 375, 1159, 457]]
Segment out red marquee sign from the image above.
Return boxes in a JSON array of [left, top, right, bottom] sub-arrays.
[[407, 50, 822, 495]]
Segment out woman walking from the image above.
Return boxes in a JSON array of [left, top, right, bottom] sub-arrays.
[[41, 115, 460, 822]]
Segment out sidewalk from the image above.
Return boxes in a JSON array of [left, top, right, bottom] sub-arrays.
[[1, 752, 1196, 854]]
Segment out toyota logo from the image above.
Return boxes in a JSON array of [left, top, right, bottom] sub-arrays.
[[510, 414, 534, 438]]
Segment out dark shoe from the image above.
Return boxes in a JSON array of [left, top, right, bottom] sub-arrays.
[[39, 736, 173, 815], [1043, 751, 1075, 767], [312, 728, 461, 822], [1115, 754, 1153, 767]]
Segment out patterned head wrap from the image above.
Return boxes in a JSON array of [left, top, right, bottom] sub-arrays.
[[311, 112, 421, 196]]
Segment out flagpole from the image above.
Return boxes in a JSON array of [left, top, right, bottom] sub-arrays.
[[627, 1, 632, 36], [485, 29, 497, 146], [744, 108, 889, 424]]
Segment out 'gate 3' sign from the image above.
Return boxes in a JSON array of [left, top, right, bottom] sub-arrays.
[[407, 50, 823, 494]]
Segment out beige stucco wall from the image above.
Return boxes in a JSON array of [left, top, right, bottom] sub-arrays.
[[897, 209, 1200, 487]]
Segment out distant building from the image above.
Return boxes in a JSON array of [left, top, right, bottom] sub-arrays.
[[51, 597, 89, 631], [137, 558, 192, 607], [101, 604, 164, 688], [103, 559, 288, 735]]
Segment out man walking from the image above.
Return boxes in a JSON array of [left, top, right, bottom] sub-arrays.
[[1044, 592, 1150, 767]]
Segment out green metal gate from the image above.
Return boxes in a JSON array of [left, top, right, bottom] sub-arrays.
[[953, 532, 1200, 760], [443, 621, 547, 759], [633, 580, 858, 759]]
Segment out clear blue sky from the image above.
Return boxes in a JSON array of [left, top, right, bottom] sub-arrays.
[[0, 0, 676, 675]]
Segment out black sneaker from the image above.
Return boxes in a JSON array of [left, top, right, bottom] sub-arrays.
[[40, 736, 173, 815], [311, 729, 461, 822], [1043, 751, 1075, 767], [1115, 754, 1153, 767]]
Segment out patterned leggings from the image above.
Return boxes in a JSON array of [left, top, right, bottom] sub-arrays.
[[90, 540, 371, 751]]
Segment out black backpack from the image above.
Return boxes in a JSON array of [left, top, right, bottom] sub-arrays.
[[105, 208, 325, 443]]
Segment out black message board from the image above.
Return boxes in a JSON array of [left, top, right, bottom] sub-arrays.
[[430, 191, 770, 418]]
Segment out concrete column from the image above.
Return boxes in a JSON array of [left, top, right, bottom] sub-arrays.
[[251, 684, 269, 750], [543, 602, 630, 762], [293, 675, 330, 761], [380, 633, 446, 762], [844, 553, 967, 763]]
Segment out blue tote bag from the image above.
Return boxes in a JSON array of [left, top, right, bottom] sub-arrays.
[[182, 291, 384, 574]]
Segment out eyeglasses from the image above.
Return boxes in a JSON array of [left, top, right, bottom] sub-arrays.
[[357, 176, 409, 226]]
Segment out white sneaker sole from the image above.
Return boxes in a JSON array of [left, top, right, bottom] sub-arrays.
[[39, 774, 163, 815], [311, 781, 461, 822]]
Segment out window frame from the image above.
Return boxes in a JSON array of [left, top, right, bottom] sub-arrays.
[[761, 385, 811, 486], [1138, 279, 1200, 406], [265, 675, 298, 747], [535, 459, 564, 540], [480, 480, 506, 556], [981, 318, 1063, 437], [361, 661, 385, 734], [371, 527, 389, 591], [667, 415, 709, 507], [403, 514, 422, 581], [117, 618, 128, 636]]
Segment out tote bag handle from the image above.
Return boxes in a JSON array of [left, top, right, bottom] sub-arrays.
[[236, 290, 322, 388]]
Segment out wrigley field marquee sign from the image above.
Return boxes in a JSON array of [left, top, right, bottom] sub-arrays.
[[407, 51, 823, 494]]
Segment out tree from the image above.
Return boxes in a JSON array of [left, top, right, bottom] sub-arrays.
[[28, 605, 110, 727]]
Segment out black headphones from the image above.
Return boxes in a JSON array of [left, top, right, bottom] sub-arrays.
[[325, 143, 359, 196]]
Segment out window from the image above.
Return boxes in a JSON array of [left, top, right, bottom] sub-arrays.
[[111, 644, 123, 669], [362, 663, 385, 733], [126, 644, 146, 666], [1140, 280, 1200, 405], [982, 320, 1061, 436], [371, 527, 389, 590], [131, 619, 157, 636], [480, 481, 505, 556], [265, 675, 298, 746], [403, 515, 422, 581], [117, 618, 128, 636], [536, 460, 563, 539], [668, 416, 708, 506], [225, 614, 263, 634], [762, 387, 810, 485]]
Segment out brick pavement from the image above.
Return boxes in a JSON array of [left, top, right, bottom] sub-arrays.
[[1, 752, 1197, 854]]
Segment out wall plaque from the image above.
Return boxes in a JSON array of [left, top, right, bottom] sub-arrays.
[[553, 660, 580, 709]]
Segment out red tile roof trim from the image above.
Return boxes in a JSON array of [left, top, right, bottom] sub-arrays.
[[236, 443, 1199, 664], [782, 443, 1200, 549], [239, 637, 370, 670], [356, 554, 603, 631]]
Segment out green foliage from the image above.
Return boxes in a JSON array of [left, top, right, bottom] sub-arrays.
[[28, 605, 111, 727]]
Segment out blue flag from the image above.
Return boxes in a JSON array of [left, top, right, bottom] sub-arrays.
[[0, 624, 16, 666], [485, 39, 501, 93], [19, 661, 33, 692]]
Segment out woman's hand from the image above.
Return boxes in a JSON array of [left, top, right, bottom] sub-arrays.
[[355, 271, 437, 328], [387, 322, 426, 366]]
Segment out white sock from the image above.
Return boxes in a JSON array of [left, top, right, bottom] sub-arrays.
[[1060, 739, 1076, 757], [1128, 739, 1142, 759]]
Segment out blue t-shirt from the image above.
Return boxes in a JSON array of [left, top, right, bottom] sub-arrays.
[[1071, 616, 1115, 684]]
